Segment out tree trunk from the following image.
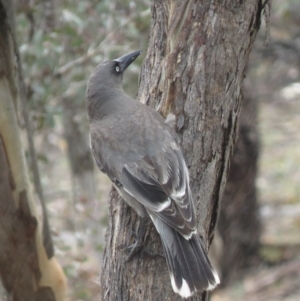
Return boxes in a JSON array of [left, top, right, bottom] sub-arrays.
[[217, 78, 261, 285], [0, 1, 66, 300], [101, 1, 263, 300]]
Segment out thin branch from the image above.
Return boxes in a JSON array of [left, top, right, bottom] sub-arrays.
[[244, 257, 300, 294], [54, 8, 150, 78], [263, 0, 271, 46], [49, 80, 86, 104], [54, 47, 101, 78]]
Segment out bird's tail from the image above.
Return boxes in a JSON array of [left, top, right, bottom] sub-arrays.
[[151, 215, 220, 298]]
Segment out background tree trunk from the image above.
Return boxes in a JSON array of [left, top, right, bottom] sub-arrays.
[[0, 1, 66, 300], [62, 97, 95, 204], [217, 78, 261, 285], [40, 0, 96, 204], [101, 1, 264, 300]]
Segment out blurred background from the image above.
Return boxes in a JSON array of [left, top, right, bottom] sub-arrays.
[[2, 0, 299, 300]]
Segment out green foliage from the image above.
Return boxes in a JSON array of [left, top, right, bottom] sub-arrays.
[[16, 3, 151, 300], [17, 0, 151, 134]]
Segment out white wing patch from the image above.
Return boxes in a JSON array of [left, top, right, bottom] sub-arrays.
[[171, 274, 192, 299], [171, 184, 186, 199], [182, 229, 197, 240], [156, 197, 172, 212], [207, 269, 220, 291]]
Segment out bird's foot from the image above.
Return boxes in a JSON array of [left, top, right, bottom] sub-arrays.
[[122, 238, 165, 262], [123, 238, 144, 263], [140, 247, 165, 260], [119, 217, 164, 262]]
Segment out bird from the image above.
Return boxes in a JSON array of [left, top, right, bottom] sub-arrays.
[[86, 50, 220, 298]]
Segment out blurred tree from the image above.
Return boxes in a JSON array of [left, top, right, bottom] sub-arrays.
[[217, 78, 261, 285], [61, 95, 95, 203], [215, 2, 300, 281], [40, 0, 96, 204], [41, 0, 56, 33], [101, 1, 264, 300], [0, 1, 66, 300]]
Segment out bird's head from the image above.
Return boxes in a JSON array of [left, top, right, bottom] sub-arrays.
[[86, 50, 141, 120], [87, 50, 141, 95]]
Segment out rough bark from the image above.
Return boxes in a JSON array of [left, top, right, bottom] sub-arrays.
[[101, 1, 263, 300], [217, 78, 261, 285], [0, 1, 66, 300]]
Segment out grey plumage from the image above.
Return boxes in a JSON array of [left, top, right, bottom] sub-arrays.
[[86, 50, 220, 298]]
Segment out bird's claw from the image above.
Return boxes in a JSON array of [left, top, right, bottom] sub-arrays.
[[123, 239, 143, 262], [120, 239, 164, 262], [118, 217, 165, 262]]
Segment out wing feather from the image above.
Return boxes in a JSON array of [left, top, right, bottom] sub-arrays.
[[121, 142, 196, 238]]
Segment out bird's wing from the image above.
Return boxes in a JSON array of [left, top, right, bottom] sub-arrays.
[[121, 141, 196, 238]]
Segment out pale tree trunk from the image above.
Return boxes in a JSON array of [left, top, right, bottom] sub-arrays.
[[0, 1, 66, 300], [101, 0, 264, 300], [217, 78, 261, 285]]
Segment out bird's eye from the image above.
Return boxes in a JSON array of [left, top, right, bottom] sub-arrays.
[[115, 65, 120, 73]]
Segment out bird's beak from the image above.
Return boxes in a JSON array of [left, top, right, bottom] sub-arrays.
[[113, 50, 142, 72]]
